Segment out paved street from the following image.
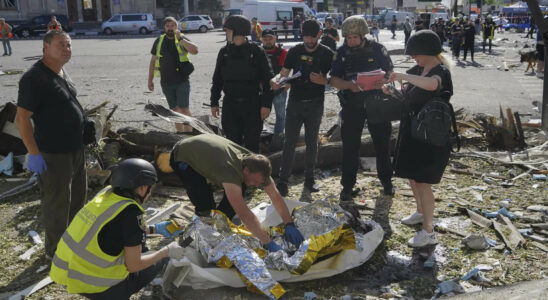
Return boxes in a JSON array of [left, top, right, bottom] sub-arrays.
[[0, 29, 542, 133]]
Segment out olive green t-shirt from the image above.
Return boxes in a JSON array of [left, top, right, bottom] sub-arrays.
[[172, 134, 271, 187]]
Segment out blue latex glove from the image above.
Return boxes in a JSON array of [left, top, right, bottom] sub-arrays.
[[27, 154, 47, 175], [178, 162, 188, 170], [284, 222, 304, 247], [155, 221, 182, 238], [265, 241, 283, 252]]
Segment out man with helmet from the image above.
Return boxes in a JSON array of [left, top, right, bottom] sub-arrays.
[[482, 15, 496, 53], [330, 15, 395, 201], [210, 15, 274, 153], [166, 134, 304, 253], [261, 29, 288, 138], [270, 20, 335, 196], [320, 17, 340, 52], [50, 158, 187, 298]]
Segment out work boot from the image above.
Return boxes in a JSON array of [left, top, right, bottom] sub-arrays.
[[304, 178, 320, 193], [276, 181, 288, 197], [382, 181, 395, 196], [339, 187, 353, 202]]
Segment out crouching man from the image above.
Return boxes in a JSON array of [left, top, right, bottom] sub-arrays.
[[163, 134, 304, 252], [50, 158, 186, 299]]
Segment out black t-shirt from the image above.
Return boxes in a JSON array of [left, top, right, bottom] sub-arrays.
[[151, 36, 186, 86], [293, 18, 301, 29], [463, 23, 476, 39], [404, 64, 453, 114], [320, 28, 338, 52], [97, 204, 148, 256], [283, 43, 334, 101], [17, 60, 84, 153], [451, 24, 463, 37]]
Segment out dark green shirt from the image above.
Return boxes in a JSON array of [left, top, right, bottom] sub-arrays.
[[172, 134, 271, 187]]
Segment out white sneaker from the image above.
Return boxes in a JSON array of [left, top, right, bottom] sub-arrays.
[[408, 229, 438, 248], [401, 211, 424, 225]]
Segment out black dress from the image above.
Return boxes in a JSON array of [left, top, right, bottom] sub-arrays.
[[393, 64, 453, 184]]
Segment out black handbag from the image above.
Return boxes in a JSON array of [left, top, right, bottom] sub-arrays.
[[178, 61, 194, 79], [365, 93, 402, 124]]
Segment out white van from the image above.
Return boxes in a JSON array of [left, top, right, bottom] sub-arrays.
[[101, 13, 156, 35], [242, 0, 314, 30]]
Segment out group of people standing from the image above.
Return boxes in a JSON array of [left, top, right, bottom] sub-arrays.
[[13, 13, 454, 299], [442, 15, 496, 61]]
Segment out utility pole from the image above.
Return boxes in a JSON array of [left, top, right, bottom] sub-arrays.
[[526, 0, 548, 131]]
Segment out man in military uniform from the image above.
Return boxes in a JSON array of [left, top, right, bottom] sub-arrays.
[[210, 15, 274, 153], [261, 29, 288, 138], [330, 16, 395, 201], [166, 134, 304, 252], [270, 20, 335, 196]]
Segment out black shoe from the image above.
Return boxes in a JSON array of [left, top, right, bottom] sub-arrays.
[[382, 183, 395, 196], [304, 179, 320, 193], [2, 53, 7, 56], [277, 182, 288, 197], [340, 188, 353, 202]]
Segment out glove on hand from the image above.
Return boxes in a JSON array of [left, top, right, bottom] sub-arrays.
[[265, 241, 283, 252], [27, 154, 47, 175], [284, 222, 304, 247], [166, 242, 186, 259], [155, 221, 182, 238]]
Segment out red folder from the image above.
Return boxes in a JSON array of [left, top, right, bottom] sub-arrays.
[[356, 69, 386, 91]]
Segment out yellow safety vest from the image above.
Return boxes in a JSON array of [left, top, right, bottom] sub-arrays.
[[154, 33, 190, 77], [50, 186, 144, 294]]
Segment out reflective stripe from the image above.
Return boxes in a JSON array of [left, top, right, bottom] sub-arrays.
[[68, 268, 124, 287], [53, 253, 69, 270], [154, 34, 189, 77], [62, 199, 132, 268]]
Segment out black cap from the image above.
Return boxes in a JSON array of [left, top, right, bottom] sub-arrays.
[[302, 20, 320, 37], [404, 30, 442, 56], [262, 29, 276, 37]]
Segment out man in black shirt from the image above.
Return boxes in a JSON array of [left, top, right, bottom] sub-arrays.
[[16, 30, 86, 258], [293, 15, 301, 40], [330, 16, 395, 200], [148, 17, 198, 133], [450, 18, 464, 60], [210, 15, 274, 153], [320, 17, 339, 52], [462, 16, 476, 62], [271, 20, 335, 196]]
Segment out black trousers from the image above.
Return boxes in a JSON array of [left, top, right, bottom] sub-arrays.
[[483, 38, 492, 53], [340, 99, 393, 190], [404, 30, 411, 46], [463, 38, 475, 60], [221, 96, 262, 153], [452, 36, 462, 58], [81, 257, 169, 300], [170, 156, 239, 219]]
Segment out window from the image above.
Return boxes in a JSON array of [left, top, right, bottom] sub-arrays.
[[277, 11, 292, 21], [109, 15, 120, 22], [181, 17, 189, 22], [83, 0, 93, 10], [122, 15, 142, 22], [188, 16, 201, 21], [0, 0, 17, 10], [201, 16, 211, 21], [32, 16, 46, 24]]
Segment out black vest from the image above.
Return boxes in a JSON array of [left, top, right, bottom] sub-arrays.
[[220, 43, 259, 84], [265, 45, 283, 75], [342, 42, 381, 81]]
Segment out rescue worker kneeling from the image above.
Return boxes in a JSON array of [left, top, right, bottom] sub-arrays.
[[50, 158, 186, 299]]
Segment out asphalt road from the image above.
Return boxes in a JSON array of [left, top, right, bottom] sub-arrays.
[[0, 28, 542, 134]]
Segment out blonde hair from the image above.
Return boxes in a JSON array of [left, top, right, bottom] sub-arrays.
[[437, 53, 452, 72], [164, 16, 178, 27]]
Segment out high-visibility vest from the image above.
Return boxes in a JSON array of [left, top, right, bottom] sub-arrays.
[[0, 24, 12, 39], [154, 33, 190, 78], [50, 186, 144, 294]]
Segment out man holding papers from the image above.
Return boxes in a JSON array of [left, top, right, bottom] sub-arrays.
[[330, 16, 396, 201]]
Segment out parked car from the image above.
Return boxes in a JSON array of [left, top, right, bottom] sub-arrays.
[[12, 15, 72, 38], [101, 13, 156, 35], [179, 15, 214, 33]]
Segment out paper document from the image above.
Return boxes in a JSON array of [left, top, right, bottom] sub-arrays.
[[356, 69, 386, 91], [277, 71, 302, 85]]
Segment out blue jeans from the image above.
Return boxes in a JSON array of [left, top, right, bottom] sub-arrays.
[[2, 39, 11, 55], [272, 90, 287, 135]]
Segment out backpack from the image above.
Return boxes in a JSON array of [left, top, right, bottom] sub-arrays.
[[410, 93, 460, 151]]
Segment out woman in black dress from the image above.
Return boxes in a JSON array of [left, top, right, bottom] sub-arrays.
[[382, 30, 453, 248]]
